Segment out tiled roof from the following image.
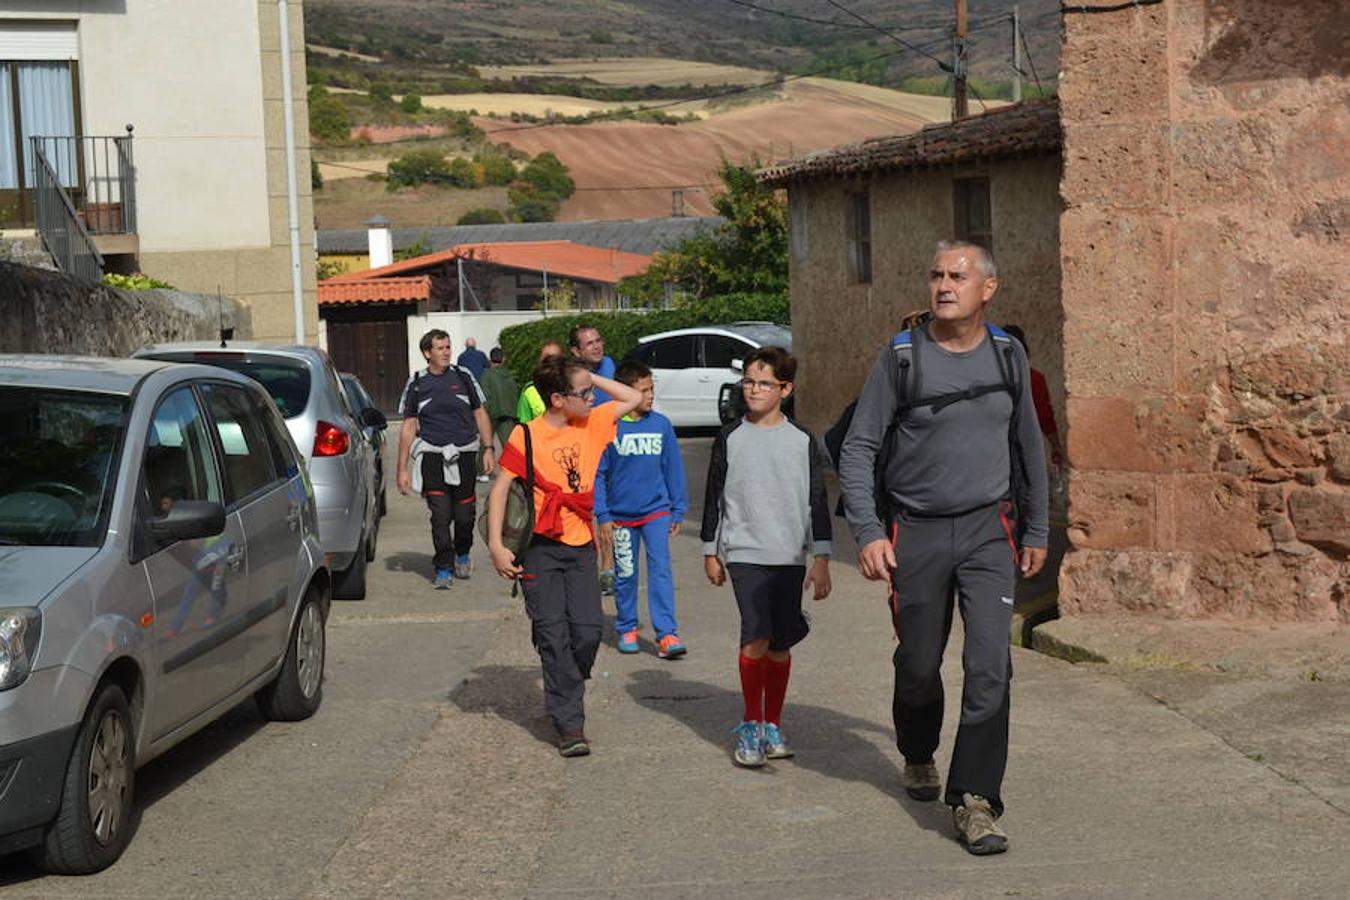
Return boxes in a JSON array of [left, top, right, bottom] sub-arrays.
[[316, 215, 723, 257], [325, 241, 652, 286], [317, 275, 431, 305], [758, 98, 1061, 186]]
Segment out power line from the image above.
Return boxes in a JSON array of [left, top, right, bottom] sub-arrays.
[[720, 0, 945, 33], [815, 0, 953, 71], [1019, 22, 1045, 96]]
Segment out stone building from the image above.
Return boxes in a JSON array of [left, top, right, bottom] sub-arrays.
[[1058, 0, 1346, 622], [763, 0, 1346, 622], [758, 100, 1063, 435]]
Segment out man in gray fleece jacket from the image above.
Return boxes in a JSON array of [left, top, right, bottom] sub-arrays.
[[839, 241, 1047, 856]]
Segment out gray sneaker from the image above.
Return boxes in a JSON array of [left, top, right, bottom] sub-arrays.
[[454, 556, 472, 579], [731, 721, 766, 768], [953, 793, 1008, 855], [761, 722, 794, 759], [902, 760, 941, 801], [433, 569, 453, 590]]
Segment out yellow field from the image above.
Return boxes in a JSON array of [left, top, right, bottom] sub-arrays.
[[317, 158, 395, 182], [479, 57, 771, 87], [420, 93, 661, 117]]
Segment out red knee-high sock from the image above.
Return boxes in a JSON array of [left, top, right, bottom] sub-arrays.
[[738, 653, 765, 722], [762, 655, 791, 725]]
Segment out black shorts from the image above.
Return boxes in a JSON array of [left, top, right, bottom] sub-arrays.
[[727, 562, 810, 652]]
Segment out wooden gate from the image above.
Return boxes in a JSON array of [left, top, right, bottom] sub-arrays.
[[324, 306, 412, 414]]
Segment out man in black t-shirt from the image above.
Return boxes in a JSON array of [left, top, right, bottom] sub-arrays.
[[397, 329, 496, 588]]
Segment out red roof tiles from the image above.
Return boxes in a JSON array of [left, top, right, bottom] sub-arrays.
[[317, 275, 431, 305], [324, 240, 652, 286]]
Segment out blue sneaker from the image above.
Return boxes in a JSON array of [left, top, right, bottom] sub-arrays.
[[731, 721, 765, 768], [455, 554, 472, 579], [433, 568, 453, 589], [617, 629, 640, 654], [761, 722, 794, 759]]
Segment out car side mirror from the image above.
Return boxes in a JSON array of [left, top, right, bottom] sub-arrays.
[[730, 358, 744, 372], [149, 501, 226, 544], [360, 407, 388, 430]]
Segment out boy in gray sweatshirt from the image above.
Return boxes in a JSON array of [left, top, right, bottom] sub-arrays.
[[701, 346, 832, 768]]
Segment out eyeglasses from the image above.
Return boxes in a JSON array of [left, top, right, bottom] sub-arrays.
[[562, 387, 595, 401], [741, 378, 786, 393]]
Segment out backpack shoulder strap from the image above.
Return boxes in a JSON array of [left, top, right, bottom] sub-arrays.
[[891, 327, 920, 411], [985, 324, 1021, 405]]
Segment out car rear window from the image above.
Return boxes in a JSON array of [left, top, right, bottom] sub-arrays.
[[191, 358, 311, 419]]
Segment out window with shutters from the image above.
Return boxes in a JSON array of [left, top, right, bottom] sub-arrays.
[[953, 177, 993, 253]]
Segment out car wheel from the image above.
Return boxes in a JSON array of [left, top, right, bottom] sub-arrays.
[[256, 585, 326, 721], [364, 514, 378, 563], [331, 535, 368, 600], [34, 684, 136, 874]]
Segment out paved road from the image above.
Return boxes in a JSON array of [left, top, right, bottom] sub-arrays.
[[3, 434, 1346, 898]]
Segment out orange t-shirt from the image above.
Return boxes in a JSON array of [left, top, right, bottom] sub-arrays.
[[505, 402, 619, 547]]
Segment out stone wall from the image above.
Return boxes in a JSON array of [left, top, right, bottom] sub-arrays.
[[1058, 0, 1348, 621], [789, 156, 1063, 432], [0, 262, 252, 357]]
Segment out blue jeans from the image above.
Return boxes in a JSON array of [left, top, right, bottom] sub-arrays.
[[612, 515, 677, 638]]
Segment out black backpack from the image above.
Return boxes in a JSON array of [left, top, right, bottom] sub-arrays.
[[824, 315, 1025, 529]]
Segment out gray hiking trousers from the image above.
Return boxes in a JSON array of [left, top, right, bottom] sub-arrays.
[[521, 537, 603, 734], [888, 500, 1018, 815]]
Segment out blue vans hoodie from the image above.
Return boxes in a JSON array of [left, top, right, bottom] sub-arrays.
[[595, 410, 688, 524]]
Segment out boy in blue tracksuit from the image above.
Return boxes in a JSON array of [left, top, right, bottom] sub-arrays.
[[595, 359, 690, 659]]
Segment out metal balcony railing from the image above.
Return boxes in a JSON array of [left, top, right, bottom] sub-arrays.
[[30, 138, 104, 282], [29, 129, 137, 235]]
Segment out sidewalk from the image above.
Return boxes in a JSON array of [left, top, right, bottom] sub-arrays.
[[310, 505, 1348, 898]]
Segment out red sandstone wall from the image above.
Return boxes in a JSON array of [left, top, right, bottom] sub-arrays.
[[1058, 0, 1348, 620]]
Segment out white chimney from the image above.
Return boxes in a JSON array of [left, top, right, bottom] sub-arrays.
[[366, 214, 393, 269]]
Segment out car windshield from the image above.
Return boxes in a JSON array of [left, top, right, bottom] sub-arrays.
[[0, 387, 128, 547], [185, 356, 311, 419]]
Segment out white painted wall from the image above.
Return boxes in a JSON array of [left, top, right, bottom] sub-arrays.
[[403, 310, 561, 374], [0, 1, 272, 251]]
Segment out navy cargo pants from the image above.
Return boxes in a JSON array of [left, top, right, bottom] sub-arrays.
[[889, 500, 1018, 816]]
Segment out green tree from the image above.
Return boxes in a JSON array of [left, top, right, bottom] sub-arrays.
[[369, 82, 394, 102], [386, 150, 452, 189], [508, 184, 560, 222], [445, 156, 482, 188], [311, 158, 323, 190], [519, 151, 575, 200], [475, 152, 517, 186], [394, 234, 432, 261], [458, 207, 507, 225], [400, 92, 423, 113], [619, 160, 787, 304], [309, 92, 351, 142]]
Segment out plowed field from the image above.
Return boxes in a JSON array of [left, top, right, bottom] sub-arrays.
[[481, 78, 965, 220]]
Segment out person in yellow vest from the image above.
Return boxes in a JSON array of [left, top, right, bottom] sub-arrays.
[[516, 339, 565, 423]]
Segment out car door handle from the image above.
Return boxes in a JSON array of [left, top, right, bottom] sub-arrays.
[[285, 505, 302, 532], [226, 545, 246, 570]]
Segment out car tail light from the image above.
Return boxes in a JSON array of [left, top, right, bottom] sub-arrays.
[[313, 420, 349, 456]]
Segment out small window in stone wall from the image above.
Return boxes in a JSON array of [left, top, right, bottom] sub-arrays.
[[790, 190, 809, 260], [846, 190, 871, 284], [953, 177, 993, 252]]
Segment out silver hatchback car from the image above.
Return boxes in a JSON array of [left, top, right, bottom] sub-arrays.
[[134, 343, 383, 600], [0, 356, 328, 873]]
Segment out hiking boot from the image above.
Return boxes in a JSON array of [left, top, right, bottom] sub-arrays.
[[454, 554, 472, 579], [617, 629, 640, 654], [731, 721, 765, 768], [761, 722, 793, 759], [902, 760, 941, 801], [598, 569, 615, 595], [656, 634, 687, 659], [433, 568, 453, 590], [953, 793, 1008, 855], [558, 731, 591, 758]]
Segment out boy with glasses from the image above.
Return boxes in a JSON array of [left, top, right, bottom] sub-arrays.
[[701, 346, 832, 767], [487, 355, 642, 757]]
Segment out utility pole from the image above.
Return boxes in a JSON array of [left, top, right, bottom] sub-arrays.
[[953, 0, 969, 120], [1011, 5, 1023, 103]]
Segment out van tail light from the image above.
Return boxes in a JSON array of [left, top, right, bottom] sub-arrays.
[[313, 420, 349, 457]]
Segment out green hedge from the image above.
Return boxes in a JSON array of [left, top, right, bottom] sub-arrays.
[[497, 292, 787, 385]]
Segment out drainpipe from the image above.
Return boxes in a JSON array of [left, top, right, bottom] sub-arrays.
[[278, 0, 306, 344]]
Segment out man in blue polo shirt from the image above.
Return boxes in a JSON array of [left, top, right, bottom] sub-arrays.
[[397, 329, 497, 589]]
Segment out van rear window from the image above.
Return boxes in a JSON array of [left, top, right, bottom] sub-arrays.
[[196, 359, 311, 419]]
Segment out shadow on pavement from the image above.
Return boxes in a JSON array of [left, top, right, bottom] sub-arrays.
[[624, 668, 952, 838], [448, 664, 555, 747], [383, 550, 433, 573]]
